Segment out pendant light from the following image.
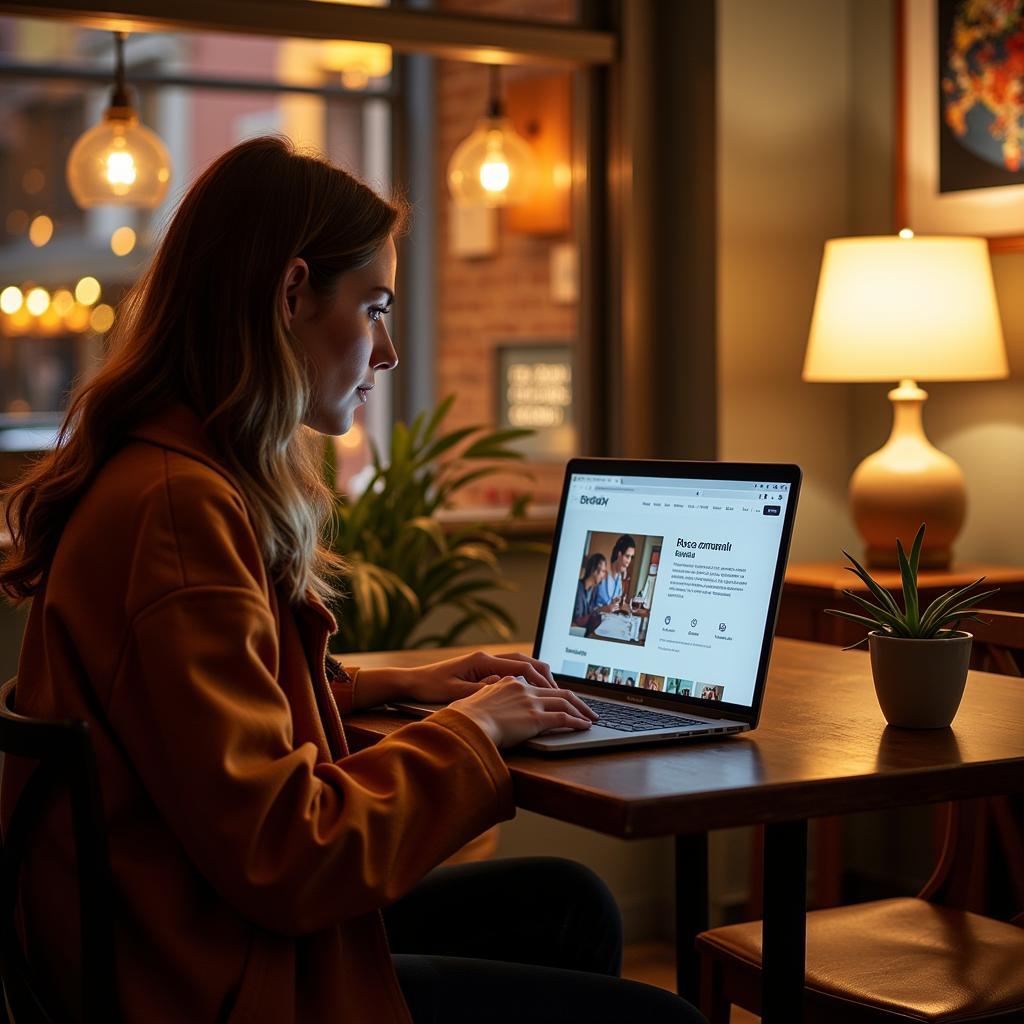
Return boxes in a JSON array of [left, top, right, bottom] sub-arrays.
[[66, 32, 172, 209], [447, 66, 538, 207], [321, 0, 392, 90]]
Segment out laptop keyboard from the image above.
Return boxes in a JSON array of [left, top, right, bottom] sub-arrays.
[[580, 696, 703, 733]]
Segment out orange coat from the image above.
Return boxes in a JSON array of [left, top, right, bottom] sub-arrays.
[[1, 406, 515, 1023]]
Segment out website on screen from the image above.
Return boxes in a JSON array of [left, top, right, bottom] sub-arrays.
[[538, 473, 791, 709]]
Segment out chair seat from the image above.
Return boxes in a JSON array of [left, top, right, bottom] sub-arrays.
[[697, 897, 1024, 1022]]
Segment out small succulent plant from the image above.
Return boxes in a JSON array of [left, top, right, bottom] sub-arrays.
[[826, 524, 998, 650]]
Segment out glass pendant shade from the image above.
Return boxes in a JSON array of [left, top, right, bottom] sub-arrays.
[[66, 32, 172, 210], [447, 116, 538, 207], [67, 108, 171, 209]]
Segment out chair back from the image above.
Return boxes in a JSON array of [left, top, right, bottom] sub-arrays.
[[0, 677, 119, 1023], [971, 608, 1024, 677]]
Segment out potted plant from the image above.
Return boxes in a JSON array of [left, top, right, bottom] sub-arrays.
[[324, 395, 542, 654], [826, 524, 998, 728]]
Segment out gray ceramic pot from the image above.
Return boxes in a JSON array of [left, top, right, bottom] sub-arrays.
[[867, 630, 972, 729]]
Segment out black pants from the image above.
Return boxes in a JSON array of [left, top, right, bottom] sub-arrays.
[[383, 856, 706, 1024]]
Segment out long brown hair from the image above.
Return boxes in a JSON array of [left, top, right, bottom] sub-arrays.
[[1, 135, 406, 605]]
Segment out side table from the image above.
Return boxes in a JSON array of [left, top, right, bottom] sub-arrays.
[[772, 561, 1024, 909], [779, 562, 1024, 648]]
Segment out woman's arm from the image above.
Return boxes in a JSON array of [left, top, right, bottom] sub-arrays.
[[340, 650, 558, 710], [109, 586, 515, 937]]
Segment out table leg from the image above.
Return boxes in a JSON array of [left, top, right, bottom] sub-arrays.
[[762, 819, 808, 1023], [674, 832, 709, 1002]]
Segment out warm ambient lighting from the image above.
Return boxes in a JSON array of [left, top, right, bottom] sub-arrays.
[[110, 225, 137, 256], [447, 66, 537, 208], [28, 215, 53, 247], [66, 32, 171, 210], [319, 0, 391, 89], [89, 303, 116, 333], [52, 289, 75, 316], [65, 302, 92, 333], [75, 277, 101, 306], [0, 286, 23, 314], [25, 287, 50, 317], [804, 234, 1008, 569]]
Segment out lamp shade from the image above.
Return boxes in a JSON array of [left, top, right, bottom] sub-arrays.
[[66, 107, 171, 209], [803, 235, 1008, 382], [447, 116, 538, 208]]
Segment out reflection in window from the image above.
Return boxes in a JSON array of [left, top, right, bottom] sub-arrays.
[[0, 17, 393, 489]]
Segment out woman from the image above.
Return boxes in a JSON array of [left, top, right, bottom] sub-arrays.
[[0, 138, 703, 1023], [573, 551, 607, 627]]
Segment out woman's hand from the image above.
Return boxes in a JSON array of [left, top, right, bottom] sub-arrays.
[[401, 650, 560, 704], [449, 676, 598, 748], [351, 650, 561, 710]]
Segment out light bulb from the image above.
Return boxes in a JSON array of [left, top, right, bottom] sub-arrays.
[[480, 157, 511, 193], [67, 109, 171, 209], [448, 116, 538, 208], [106, 150, 137, 188]]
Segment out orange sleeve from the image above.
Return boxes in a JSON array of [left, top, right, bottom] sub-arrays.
[[108, 586, 514, 937], [325, 657, 359, 715]]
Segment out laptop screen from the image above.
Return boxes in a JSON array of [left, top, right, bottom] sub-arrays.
[[534, 462, 799, 715]]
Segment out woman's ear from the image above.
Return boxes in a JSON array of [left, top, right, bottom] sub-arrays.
[[281, 258, 311, 326]]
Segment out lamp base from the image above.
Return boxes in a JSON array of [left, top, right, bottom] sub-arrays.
[[850, 380, 966, 571]]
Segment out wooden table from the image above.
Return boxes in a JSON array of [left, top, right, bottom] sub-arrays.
[[343, 639, 1024, 1023]]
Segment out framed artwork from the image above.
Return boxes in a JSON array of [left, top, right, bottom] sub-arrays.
[[897, 0, 1024, 251], [494, 341, 575, 462]]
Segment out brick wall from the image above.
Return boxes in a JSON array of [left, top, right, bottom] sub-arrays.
[[435, 0, 576, 510]]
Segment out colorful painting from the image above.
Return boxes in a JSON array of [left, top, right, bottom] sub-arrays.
[[939, 0, 1024, 188], [899, 0, 1024, 249]]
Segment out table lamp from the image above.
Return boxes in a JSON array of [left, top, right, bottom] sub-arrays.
[[803, 233, 1008, 569]]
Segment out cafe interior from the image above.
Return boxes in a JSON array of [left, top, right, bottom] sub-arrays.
[[0, 1, 1022, 1022]]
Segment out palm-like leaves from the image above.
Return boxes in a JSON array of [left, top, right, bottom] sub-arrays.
[[326, 396, 541, 653], [825, 524, 998, 650]]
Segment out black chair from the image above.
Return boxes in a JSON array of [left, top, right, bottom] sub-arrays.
[[0, 677, 119, 1023]]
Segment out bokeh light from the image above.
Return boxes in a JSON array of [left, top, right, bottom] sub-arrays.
[[75, 276, 101, 306], [25, 287, 50, 316], [89, 303, 115, 332], [110, 225, 136, 256], [0, 286, 23, 314], [28, 215, 53, 247]]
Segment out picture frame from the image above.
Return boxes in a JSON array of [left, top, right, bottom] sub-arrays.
[[897, 0, 1024, 252], [494, 340, 576, 463]]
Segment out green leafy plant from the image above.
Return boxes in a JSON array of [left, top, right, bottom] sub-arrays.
[[825, 523, 998, 650], [325, 395, 542, 653]]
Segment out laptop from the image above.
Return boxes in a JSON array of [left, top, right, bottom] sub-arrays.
[[393, 458, 801, 752]]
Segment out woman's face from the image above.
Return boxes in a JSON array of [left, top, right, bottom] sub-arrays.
[[284, 237, 399, 435], [593, 560, 608, 585]]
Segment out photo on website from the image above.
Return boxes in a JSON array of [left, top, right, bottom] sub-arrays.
[[665, 678, 694, 696], [585, 663, 611, 682], [611, 667, 637, 687], [569, 530, 664, 647], [638, 673, 665, 691]]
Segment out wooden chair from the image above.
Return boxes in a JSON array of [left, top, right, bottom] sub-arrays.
[[0, 677, 120, 1023], [697, 797, 1024, 1022], [970, 609, 1024, 677], [697, 619, 1024, 1022]]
